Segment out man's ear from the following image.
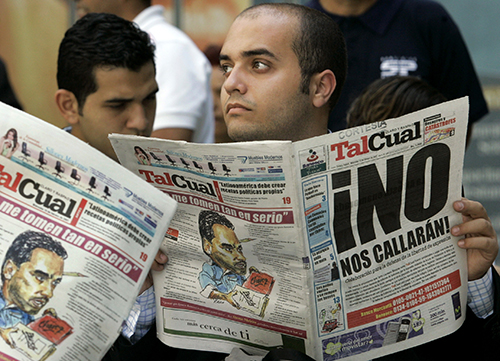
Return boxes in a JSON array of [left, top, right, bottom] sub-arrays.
[[203, 239, 212, 255], [55, 89, 81, 125], [310, 70, 336, 109], [3, 260, 17, 281]]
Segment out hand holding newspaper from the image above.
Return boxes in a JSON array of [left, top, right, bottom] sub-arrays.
[[0, 102, 177, 361], [110, 97, 470, 360]]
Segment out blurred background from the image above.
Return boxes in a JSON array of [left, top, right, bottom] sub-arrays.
[[0, 0, 498, 259]]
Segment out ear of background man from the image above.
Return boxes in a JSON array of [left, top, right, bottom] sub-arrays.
[[310, 70, 336, 110], [54, 89, 80, 127]]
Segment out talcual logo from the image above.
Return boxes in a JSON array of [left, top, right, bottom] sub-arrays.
[[307, 149, 319, 162]]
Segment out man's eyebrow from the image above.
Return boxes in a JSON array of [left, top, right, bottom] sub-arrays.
[[242, 48, 277, 59], [104, 97, 133, 104], [219, 48, 277, 62], [105, 87, 158, 104]]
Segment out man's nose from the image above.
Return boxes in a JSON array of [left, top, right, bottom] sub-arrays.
[[127, 104, 150, 132], [223, 66, 248, 95]]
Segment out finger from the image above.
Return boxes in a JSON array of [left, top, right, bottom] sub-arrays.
[[457, 235, 498, 255], [454, 198, 490, 221], [150, 251, 168, 272], [452, 218, 494, 238], [155, 250, 168, 265]]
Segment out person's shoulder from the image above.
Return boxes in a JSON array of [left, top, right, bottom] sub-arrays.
[[400, 0, 451, 18], [397, 0, 455, 29]]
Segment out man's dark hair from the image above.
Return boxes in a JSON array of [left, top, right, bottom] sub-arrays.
[[239, 3, 347, 111], [2, 231, 68, 282], [57, 13, 156, 112], [204, 44, 222, 67], [199, 211, 234, 254]]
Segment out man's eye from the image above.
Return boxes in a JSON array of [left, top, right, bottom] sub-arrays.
[[253, 61, 268, 70], [220, 64, 232, 75], [108, 103, 125, 109]]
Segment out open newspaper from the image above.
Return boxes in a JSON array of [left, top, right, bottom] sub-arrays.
[[110, 97, 469, 360], [0, 102, 177, 361]]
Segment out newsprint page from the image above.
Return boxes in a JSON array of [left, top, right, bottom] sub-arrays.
[[110, 97, 469, 360], [0, 102, 177, 361]]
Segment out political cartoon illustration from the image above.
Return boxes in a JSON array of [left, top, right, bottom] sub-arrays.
[[198, 210, 274, 317], [0, 231, 74, 360]]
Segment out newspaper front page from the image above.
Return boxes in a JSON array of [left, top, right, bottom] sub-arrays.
[[110, 97, 469, 360], [293, 97, 468, 360], [0, 102, 177, 361]]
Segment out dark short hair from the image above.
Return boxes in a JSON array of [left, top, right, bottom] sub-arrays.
[[347, 76, 447, 128], [239, 4, 347, 111], [203, 44, 222, 67], [2, 231, 68, 282], [57, 13, 156, 112], [199, 211, 234, 254]]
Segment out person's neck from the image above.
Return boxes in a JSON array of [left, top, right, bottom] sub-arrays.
[[319, 0, 378, 16], [119, 2, 150, 21]]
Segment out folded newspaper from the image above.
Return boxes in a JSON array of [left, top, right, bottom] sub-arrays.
[[110, 97, 469, 360], [0, 102, 177, 361]]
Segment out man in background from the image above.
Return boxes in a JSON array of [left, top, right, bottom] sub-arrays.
[[306, 0, 488, 143], [55, 13, 158, 162], [74, 0, 214, 143], [55, 13, 222, 361]]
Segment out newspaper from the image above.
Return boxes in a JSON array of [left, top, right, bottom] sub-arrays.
[[0, 102, 177, 361], [110, 97, 469, 360]]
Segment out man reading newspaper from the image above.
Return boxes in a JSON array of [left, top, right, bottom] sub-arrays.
[[113, 3, 499, 360], [53, 13, 213, 361], [216, 3, 499, 360]]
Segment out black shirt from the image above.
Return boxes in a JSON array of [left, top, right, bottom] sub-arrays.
[[306, 0, 488, 132]]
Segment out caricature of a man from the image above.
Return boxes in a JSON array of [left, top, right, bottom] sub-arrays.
[[198, 210, 249, 307], [0, 231, 67, 346]]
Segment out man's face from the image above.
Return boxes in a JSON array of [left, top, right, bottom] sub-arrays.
[[6, 248, 64, 315], [207, 224, 247, 276], [73, 0, 121, 19], [220, 13, 313, 142], [73, 62, 158, 161]]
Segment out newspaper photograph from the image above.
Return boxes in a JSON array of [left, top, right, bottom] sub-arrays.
[[0, 102, 177, 361], [110, 97, 469, 360]]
